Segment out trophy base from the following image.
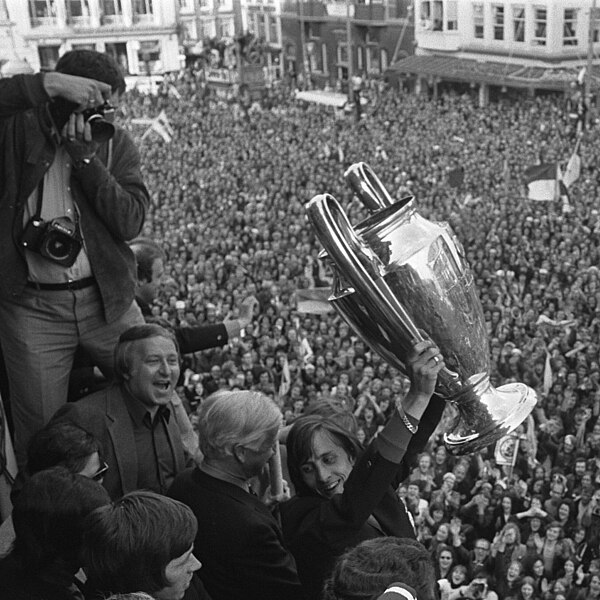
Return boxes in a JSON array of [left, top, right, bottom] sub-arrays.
[[443, 380, 537, 455]]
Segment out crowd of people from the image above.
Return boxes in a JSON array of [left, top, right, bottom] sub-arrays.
[[121, 70, 600, 600], [2, 49, 600, 600]]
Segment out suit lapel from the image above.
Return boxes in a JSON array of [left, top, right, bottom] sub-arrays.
[[106, 389, 139, 494]]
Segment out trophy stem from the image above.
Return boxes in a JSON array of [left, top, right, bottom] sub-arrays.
[[444, 377, 537, 455]]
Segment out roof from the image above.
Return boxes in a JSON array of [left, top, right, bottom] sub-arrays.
[[387, 55, 600, 91]]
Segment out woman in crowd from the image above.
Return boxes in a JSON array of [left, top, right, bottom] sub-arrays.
[[280, 340, 445, 600], [495, 560, 524, 600], [437, 564, 470, 600], [0, 467, 110, 600], [506, 575, 540, 600], [491, 521, 527, 580]]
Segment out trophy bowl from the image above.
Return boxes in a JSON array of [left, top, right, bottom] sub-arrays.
[[306, 163, 536, 454]]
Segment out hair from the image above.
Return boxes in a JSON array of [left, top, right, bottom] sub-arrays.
[[82, 491, 197, 594], [303, 399, 358, 434], [11, 467, 110, 573], [26, 421, 101, 476], [197, 390, 282, 459], [286, 414, 362, 497], [114, 324, 179, 383], [55, 49, 126, 95], [105, 595, 155, 600], [129, 237, 166, 284], [322, 537, 437, 600]]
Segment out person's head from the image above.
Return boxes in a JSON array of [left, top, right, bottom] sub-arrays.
[[501, 521, 521, 545], [26, 421, 104, 480], [286, 414, 362, 498], [519, 576, 536, 599], [83, 491, 200, 600], [114, 324, 180, 412], [506, 560, 522, 582], [322, 537, 437, 600], [545, 521, 563, 541], [11, 467, 110, 574], [436, 544, 455, 572], [473, 538, 490, 561], [450, 564, 468, 586], [197, 390, 282, 479], [129, 238, 167, 305], [55, 49, 126, 96]]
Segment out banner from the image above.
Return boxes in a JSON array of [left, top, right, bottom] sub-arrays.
[[296, 288, 333, 314]]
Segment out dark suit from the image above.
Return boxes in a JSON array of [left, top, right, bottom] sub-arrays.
[[280, 398, 444, 600], [51, 385, 187, 500], [168, 467, 305, 600]]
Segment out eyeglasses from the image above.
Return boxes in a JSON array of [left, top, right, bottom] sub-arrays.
[[475, 546, 489, 551], [92, 462, 109, 482]]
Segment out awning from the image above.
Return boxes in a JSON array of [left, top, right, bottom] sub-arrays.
[[387, 55, 600, 91]]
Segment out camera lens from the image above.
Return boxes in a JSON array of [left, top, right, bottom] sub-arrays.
[[45, 234, 71, 261]]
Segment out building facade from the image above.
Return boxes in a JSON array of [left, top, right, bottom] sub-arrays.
[[3, 0, 180, 74], [388, 0, 600, 103], [280, 0, 413, 88]]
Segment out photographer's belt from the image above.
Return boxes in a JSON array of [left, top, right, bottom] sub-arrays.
[[26, 277, 96, 291]]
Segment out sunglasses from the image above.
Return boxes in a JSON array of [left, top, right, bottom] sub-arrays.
[[92, 461, 109, 482]]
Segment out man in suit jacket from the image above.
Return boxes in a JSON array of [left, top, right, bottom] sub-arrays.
[[51, 324, 188, 500], [167, 390, 305, 600]]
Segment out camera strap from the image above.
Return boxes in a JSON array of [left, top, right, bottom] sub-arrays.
[[31, 179, 44, 220]]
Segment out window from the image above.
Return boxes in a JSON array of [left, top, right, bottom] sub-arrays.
[[419, 1, 442, 31], [533, 8, 547, 45], [133, 0, 153, 14], [67, 0, 91, 24], [268, 16, 278, 43], [473, 3, 484, 39], [493, 5, 504, 40], [38, 45, 59, 70], [564, 9, 578, 46], [257, 14, 265, 39], [446, 0, 457, 30], [102, 0, 122, 16], [513, 6, 525, 42], [29, 0, 58, 26], [593, 7, 600, 42]]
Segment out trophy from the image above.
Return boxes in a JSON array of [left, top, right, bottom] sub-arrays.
[[306, 162, 536, 454]]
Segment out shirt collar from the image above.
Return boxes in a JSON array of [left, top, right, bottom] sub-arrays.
[[198, 459, 250, 492], [122, 386, 171, 427]]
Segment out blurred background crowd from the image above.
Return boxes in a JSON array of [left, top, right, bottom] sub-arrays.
[[110, 70, 600, 600]]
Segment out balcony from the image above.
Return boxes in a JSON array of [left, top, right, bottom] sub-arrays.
[[69, 15, 93, 28], [101, 14, 125, 25], [30, 16, 59, 28], [133, 13, 155, 25]]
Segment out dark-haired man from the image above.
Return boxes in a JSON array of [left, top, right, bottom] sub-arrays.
[[82, 491, 209, 600], [0, 49, 149, 467], [51, 324, 188, 500]]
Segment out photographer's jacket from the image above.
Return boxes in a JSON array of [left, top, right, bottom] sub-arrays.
[[0, 73, 149, 323]]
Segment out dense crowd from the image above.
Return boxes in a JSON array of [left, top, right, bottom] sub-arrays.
[[118, 71, 600, 600]]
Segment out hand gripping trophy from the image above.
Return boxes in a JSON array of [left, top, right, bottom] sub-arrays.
[[306, 163, 536, 454]]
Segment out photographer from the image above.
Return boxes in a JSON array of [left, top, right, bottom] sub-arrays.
[[0, 49, 149, 467], [446, 570, 498, 600]]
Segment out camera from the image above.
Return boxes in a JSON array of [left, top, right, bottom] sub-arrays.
[[81, 101, 115, 143], [21, 216, 82, 267]]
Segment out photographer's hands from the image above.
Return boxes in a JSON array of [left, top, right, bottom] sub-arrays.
[[62, 113, 99, 168], [43, 72, 111, 112]]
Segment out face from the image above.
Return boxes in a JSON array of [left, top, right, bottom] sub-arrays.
[[558, 503, 570, 521], [123, 336, 180, 411], [155, 545, 202, 600], [77, 451, 103, 480], [507, 561, 521, 581], [238, 428, 279, 479], [521, 583, 534, 599], [137, 257, 165, 305], [451, 567, 467, 585], [439, 551, 453, 569], [300, 430, 355, 498]]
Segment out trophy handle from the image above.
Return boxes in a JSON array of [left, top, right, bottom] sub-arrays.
[[307, 193, 459, 386], [344, 162, 395, 212]]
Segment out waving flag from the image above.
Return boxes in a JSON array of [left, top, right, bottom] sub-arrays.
[[524, 163, 558, 201]]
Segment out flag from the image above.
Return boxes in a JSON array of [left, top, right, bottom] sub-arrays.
[[543, 351, 553, 395], [562, 152, 581, 189], [157, 110, 174, 136], [296, 288, 333, 314], [524, 163, 558, 201], [448, 166, 464, 188], [140, 111, 174, 144]]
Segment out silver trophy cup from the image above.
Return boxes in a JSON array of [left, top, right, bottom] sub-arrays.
[[306, 162, 536, 454]]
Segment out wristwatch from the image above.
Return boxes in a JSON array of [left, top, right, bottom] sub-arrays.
[[72, 156, 94, 170]]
